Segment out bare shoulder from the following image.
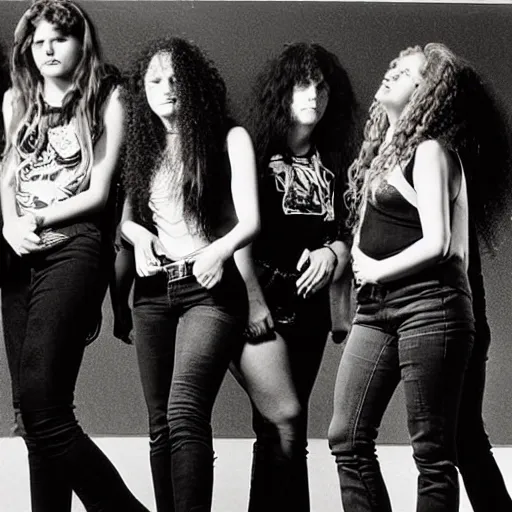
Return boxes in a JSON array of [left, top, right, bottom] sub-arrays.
[[226, 125, 252, 149], [415, 139, 448, 161], [2, 88, 13, 118], [102, 85, 124, 121]]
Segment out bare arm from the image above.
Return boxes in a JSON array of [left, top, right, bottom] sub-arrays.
[[352, 140, 455, 284], [29, 87, 125, 228], [1, 89, 42, 254], [193, 126, 260, 288], [234, 243, 274, 337], [120, 198, 165, 277]]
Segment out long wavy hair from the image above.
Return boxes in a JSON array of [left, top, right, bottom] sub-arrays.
[[249, 42, 358, 179], [122, 37, 231, 240], [0, 43, 10, 154], [346, 43, 512, 252], [6, 0, 115, 180]]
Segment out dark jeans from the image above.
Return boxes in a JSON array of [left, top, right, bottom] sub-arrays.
[[328, 277, 474, 512], [133, 258, 247, 512], [457, 238, 512, 511], [247, 271, 331, 512], [1, 232, 147, 512]]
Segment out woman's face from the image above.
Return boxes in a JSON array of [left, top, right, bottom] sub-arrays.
[[144, 52, 178, 126], [375, 52, 426, 112], [289, 74, 330, 128], [31, 20, 82, 81]]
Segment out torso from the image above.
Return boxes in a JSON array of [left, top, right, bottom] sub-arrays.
[[253, 149, 338, 273], [358, 147, 469, 267], [148, 142, 237, 260]]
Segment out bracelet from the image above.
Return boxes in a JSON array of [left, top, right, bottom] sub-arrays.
[[323, 244, 338, 268]]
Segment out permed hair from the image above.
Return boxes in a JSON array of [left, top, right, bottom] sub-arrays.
[[345, 42, 512, 252], [249, 42, 358, 179], [6, 0, 116, 179], [0, 42, 10, 154], [121, 37, 232, 240]]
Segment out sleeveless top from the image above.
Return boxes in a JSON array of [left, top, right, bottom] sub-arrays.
[[14, 103, 98, 249], [148, 149, 235, 259], [358, 147, 470, 292], [253, 149, 339, 274]]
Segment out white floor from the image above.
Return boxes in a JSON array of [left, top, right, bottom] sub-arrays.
[[1, 437, 511, 511]]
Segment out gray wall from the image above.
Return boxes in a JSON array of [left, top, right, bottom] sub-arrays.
[[1, 1, 512, 443]]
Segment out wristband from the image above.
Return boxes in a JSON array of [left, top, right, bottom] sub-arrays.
[[323, 244, 338, 268]]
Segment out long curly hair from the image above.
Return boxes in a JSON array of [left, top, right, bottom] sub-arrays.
[[6, 0, 115, 178], [121, 37, 231, 240], [249, 42, 358, 178], [0, 42, 10, 154], [346, 43, 512, 252]]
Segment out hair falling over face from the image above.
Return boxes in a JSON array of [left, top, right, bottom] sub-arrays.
[[249, 42, 359, 180], [121, 37, 232, 240]]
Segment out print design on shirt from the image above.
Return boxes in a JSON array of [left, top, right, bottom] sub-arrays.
[[16, 120, 84, 213], [269, 152, 335, 220]]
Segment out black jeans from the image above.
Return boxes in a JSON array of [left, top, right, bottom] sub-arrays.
[[456, 240, 512, 511], [329, 275, 474, 512], [1, 232, 147, 512], [246, 265, 331, 512], [133, 258, 247, 512]]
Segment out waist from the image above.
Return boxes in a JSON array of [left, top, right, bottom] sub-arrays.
[[356, 257, 471, 301]]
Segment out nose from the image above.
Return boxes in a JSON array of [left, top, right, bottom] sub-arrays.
[[162, 79, 174, 96], [44, 40, 54, 56], [305, 83, 318, 103]]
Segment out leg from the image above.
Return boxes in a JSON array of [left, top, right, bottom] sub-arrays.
[[456, 335, 512, 511], [244, 291, 330, 512], [133, 273, 178, 512], [168, 265, 247, 512], [2, 256, 73, 512], [328, 324, 399, 512], [231, 332, 302, 512], [18, 236, 147, 512], [398, 290, 474, 512]]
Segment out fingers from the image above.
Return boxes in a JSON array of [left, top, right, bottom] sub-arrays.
[[297, 260, 332, 297], [296, 248, 310, 272], [195, 268, 223, 289]]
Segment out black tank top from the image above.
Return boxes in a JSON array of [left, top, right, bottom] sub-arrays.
[[358, 155, 421, 260]]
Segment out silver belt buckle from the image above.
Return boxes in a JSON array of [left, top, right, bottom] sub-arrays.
[[164, 259, 194, 282]]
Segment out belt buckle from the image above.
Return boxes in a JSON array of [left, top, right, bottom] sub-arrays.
[[164, 258, 194, 282]]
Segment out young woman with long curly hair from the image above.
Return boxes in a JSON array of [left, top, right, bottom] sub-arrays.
[[0, 1, 148, 510], [328, 43, 512, 512], [120, 37, 259, 512], [230, 42, 357, 511]]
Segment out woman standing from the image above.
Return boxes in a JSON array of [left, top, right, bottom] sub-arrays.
[[232, 42, 357, 511], [328, 43, 511, 512], [120, 37, 259, 512], [1, 1, 148, 510]]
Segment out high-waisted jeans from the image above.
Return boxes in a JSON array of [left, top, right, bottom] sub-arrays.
[[1, 231, 147, 512], [328, 276, 474, 512], [133, 258, 247, 512]]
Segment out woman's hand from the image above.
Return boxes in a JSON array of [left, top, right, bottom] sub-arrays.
[[193, 241, 229, 289], [351, 245, 381, 285], [246, 293, 274, 339], [133, 231, 165, 277], [296, 246, 337, 298], [2, 214, 42, 255]]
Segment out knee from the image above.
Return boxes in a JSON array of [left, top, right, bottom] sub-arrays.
[[328, 414, 353, 455], [264, 400, 302, 434], [20, 405, 82, 455], [149, 424, 170, 456]]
